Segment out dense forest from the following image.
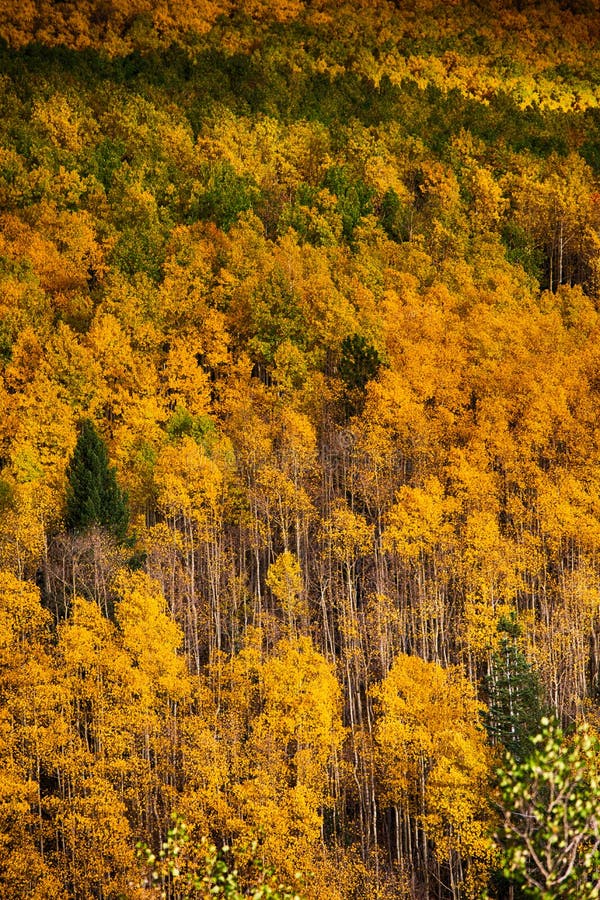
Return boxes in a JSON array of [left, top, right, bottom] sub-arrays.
[[3, 1, 600, 897]]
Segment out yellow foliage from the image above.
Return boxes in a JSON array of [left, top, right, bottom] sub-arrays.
[[154, 436, 222, 531], [0, 480, 55, 576], [0, 570, 51, 653], [114, 569, 190, 701], [373, 653, 498, 897], [323, 501, 373, 563], [266, 550, 307, 622], [32, 93, 97, 155], [203, 631, 344, 896], [160, 337, 212, 417], [382, 477, 456, 560]]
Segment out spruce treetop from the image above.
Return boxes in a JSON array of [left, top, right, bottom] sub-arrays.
[[65, 419, 129, 543]]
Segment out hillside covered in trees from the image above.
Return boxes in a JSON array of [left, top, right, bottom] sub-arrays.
[[3, 1, 600, 897]]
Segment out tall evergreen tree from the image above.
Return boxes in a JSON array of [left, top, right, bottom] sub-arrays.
[[338, 334, 382, 416], [65, 419, 129, 543], [485, 614, 546, 763]]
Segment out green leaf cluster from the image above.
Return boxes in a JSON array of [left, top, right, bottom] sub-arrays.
[[497, 717, 600, 899]]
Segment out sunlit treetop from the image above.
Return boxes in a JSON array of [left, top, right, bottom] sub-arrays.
[[2, 1, 600, 110]]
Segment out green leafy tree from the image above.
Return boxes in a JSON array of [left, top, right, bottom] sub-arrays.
[[65, 419, 129, 542], [497, 717, 600, 899], [193, 162, 259, 231], [380, 187, 411, 242], [339, 334, 381, 393], [322, 167, 373, 242]]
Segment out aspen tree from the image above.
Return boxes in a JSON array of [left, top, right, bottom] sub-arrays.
[[373, 654, 497, 899]]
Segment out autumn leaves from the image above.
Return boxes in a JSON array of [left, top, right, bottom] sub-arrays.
[[3, 0, 600, 895]]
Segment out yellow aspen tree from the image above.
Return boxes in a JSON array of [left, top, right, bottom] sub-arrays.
[[178, 675, 229, 839], [381, 478, 457, 663], [85, 311, 157, 425], [160, 337, 212, 418], [45, 322, 103, 414], [0, 573, 66, 899], [373, 653, 497, 899], [56, 597, 145, 880], [0, 369, 77, 576], [113, 569, 192, 831], [213, 631, 345, 899], [254, 465, 315, 564], [158, 225, 218, 330], [458, 510, 518, 677], [266, 550, 307, 632], [51, 571, 193, 894], [508, 153, 600, 292], [153, 435, 225, 661], [320, 501, 377, 864]]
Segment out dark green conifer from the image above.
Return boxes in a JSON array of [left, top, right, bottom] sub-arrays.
[[338, 334, 383, 417], [485, 613, 546, 763], [339, 334, 381, 394], [65, 419, 129, 543]]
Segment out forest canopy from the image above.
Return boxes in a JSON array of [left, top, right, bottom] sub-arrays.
[[2, 0, 600, 897]]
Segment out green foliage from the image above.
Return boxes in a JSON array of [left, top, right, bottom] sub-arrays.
[[90, 137, 127, 191], [338, 334, 382, 415], [339, 334, 382, 394], [322, 166, 373, 241], [0, 477, 14, 513], [485, 614, 546, 762], [0, 324, 12, 364], [279, 183, 341, 247], [380, 187, 411, 242], [136, 815, 305, 900], [65, 419, 130, 542], [166, 407, 217, 452], [497, 717, 600, 899], [246, 268, 306, 366], [193, 162, 260, 231], [501, 222, 544, 281], [110, 222, 167, 281]]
